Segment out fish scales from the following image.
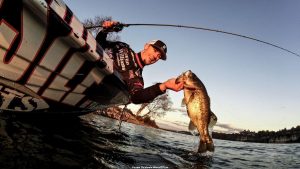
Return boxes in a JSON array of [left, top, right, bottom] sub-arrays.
[[176, 70, 217, 153]]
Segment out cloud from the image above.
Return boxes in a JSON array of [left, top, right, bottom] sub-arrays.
[[156, 119, 187, 131], [215, 123, 243, 133], [165, 108, 245, 133], [170, 107, 186, 112], [169, 107, 190, 117], [173, 120, 189, 126]]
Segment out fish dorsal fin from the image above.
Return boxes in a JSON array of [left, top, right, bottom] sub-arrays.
[[188, 120, 197, 131], [208, 111, 218, 128]]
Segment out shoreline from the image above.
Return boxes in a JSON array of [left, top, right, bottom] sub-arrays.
[[94, 110, 300, 144]]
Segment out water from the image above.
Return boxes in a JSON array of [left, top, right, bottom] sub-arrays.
[[0, 113, 299, 169]]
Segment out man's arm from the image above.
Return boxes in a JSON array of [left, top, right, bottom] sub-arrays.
[[96, 29, 109, 48], [96, 21, 122, 48], [159, 78, 183, 92], [96, 21, 122, 47], [130, 78, 183, 104], [130, 83, 164, 104]]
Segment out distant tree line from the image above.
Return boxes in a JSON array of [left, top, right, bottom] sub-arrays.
[[96, 92, 172, 128], [213, 126, 300, 143]]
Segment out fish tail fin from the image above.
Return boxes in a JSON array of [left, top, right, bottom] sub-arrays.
[[198, 140, 215, 153], [206, 142, 215, 152]]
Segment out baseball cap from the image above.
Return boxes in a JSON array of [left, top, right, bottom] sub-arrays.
[[148, 40, 167, 60]]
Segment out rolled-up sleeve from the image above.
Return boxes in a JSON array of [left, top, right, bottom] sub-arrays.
[[130, 82, 165, 104]]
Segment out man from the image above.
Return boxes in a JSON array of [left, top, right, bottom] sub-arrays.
[[96, 21, 183, 104]]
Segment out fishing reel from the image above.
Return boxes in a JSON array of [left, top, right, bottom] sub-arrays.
[[112, 23, 125, 32], [103, 22, 125, 32]]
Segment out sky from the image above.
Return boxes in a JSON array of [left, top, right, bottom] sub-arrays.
[[63, 0, 300, 133]]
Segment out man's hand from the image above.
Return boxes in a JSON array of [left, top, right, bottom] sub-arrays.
[[159, 78, 184, 92], [102, 21, 123, 32]]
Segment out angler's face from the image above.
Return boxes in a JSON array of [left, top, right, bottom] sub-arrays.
[[142, 44, 162, 65]]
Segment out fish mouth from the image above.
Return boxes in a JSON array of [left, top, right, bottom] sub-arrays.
[[175, 70, 193, 84], [175, 73, 184, 84]]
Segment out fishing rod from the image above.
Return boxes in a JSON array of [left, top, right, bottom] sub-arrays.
[[86, 23, 300, 58]]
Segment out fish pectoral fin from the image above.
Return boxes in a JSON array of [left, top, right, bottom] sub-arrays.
[[188, 120, 197, 131], [181, 98, 186, 107]]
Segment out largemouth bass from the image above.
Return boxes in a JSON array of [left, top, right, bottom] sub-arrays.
[[176, 70, 217, 153]]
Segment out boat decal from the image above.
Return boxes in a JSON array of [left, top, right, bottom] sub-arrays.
[[0, 84, 49, 112]]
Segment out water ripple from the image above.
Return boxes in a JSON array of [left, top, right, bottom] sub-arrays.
[[0, 113, 299, 169]]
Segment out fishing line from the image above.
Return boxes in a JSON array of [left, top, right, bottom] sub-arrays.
[[86, 23, 300, 58], [118, 104, 128, 131]]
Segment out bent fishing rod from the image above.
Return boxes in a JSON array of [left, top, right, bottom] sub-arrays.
[[85, 23, 300, 58]]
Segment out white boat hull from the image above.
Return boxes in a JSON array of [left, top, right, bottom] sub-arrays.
[[0, 0, 130, 114]]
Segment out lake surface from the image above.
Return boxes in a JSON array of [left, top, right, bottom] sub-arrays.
[[0, 113, 299, 169]]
